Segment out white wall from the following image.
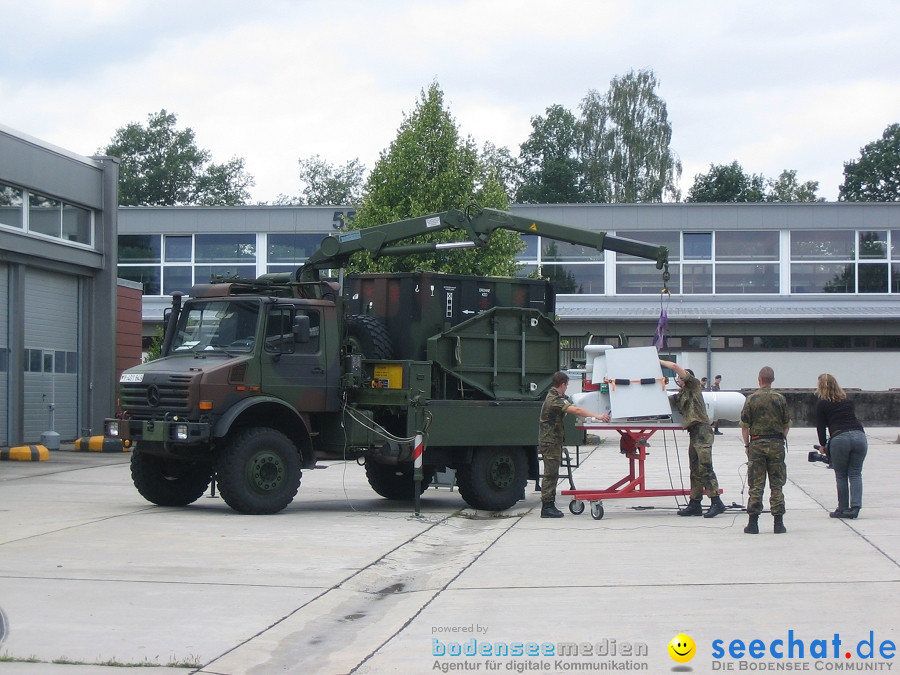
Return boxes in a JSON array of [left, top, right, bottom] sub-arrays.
[[670, 352, 900, 392]]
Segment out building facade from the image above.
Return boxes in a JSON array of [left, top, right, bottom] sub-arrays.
[[1, 125, 119, 445], [116, 202, 900, 392]]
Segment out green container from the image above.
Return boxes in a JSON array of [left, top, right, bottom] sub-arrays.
[[345, 272, 555, 362]]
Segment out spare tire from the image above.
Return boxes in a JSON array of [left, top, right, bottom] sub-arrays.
[[345, 314, 393, 359]]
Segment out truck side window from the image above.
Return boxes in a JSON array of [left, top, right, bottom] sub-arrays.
[[265, 307, 295, 353]]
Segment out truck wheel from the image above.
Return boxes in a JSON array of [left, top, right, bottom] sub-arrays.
[[365, 460, 435, 500], [215, 427, 301, 514], [131, 451, 212, 507], [456, 446, 528, 511], [345, 314, 393, 359]]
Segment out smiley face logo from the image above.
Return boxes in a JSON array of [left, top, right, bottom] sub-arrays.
[[667, 633, 696, 663]]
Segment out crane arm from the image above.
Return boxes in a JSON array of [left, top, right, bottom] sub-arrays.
[[296, 205, 669, 281]]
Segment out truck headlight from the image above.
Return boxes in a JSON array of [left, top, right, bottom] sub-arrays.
[[107, 421, 119, 437], [174, 423, 189, 441]]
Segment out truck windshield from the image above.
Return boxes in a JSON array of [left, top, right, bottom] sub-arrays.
[[172, 300, 260, 353]]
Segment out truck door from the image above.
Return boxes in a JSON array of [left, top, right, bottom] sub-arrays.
[[261, 306, 340, 412]]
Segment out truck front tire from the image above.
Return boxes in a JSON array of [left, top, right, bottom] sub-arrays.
[[215, 427, 301, 514], [456, 446, 528, 511], [131, 451, 212, 507]]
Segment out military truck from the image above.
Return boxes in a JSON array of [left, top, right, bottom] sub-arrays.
[[105, 206, 668, 514]]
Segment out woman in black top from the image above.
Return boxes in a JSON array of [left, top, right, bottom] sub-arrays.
[[815, 373, 867, 519]]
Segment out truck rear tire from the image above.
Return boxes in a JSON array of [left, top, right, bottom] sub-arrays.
[[345, 314, 393, 359], [215, 427, 301, 514], [455, 446, 528, 511], [365, 460, 435, 500], [131, 451, 212, 507]]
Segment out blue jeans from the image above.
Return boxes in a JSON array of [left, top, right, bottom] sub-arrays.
[[829, 430, 867, 510]]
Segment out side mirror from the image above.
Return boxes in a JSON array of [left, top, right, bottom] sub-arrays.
[[293, 314, 310, 343]]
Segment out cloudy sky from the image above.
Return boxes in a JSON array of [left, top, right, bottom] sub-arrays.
[[2, 0, 898, 203]]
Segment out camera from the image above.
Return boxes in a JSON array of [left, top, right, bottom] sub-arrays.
[[808, 445, 831, 466]]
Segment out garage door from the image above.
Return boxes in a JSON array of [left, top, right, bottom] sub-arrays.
[[0, 264, 7, 446], [23, 268, 79, 441]]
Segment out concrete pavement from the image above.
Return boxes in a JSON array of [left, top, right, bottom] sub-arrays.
[[1, 427, 898, 674]]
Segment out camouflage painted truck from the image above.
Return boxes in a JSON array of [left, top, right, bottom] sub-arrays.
[[105, 206, 669, 514]]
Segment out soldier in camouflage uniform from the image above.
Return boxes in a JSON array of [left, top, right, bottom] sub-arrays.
[[539, 371, 610, 518], [660, 360, 726, 518], [740, 366, 792, 534]]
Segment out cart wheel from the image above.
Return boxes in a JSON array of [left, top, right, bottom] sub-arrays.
[[590, 502, 605, 520], [569, 499, 585, 515]]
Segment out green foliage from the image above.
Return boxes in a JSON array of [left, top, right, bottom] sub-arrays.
[[688, 162, 821, 202], [581, 69, 682, 203], [516, 69, 680, 204], [144, 324, 165, 362], [517, 105, 583, 203], [766, 169, 822, 202], [295, 155, 366, 205], [839, 123, 900, 201], [100, 109, 254, 206], [349, 82, 521, 276], [687, 161, 766, 202]]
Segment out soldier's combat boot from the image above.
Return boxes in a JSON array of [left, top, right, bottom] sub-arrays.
[[743, 514, 759, 534], [541, 502, 564, 518], [677, 499, 702, 516], [704, 496, 726, 518], [773, 515, 786, 534]]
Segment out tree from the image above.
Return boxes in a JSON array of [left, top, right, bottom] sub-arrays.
[[295, 155, 365, 205], [100, 109, 254, 206], [516, 105, 583, 203], [688, 162, 822, 202], [579, 69, 681, 203], [349, 82, 521, 276], [479, 142, 519, 202], [839, 123, 900, 201], [687, 161, 766, 202], [194, 157, 255, 206], [766, 169, 821, 202]]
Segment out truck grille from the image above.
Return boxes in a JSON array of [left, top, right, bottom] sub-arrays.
[[119, 375, 192, 414]]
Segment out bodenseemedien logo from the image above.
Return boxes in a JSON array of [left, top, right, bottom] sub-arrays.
[[430, 631, 650, 672]]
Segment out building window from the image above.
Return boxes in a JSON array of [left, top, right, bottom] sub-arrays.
[[0, 183, 24, 229], [715, 263, 779, 293], [615, 230, 680, 295], [791, 230, 891, 294], [617, 262, 680, 294], [163, 267, 193, 295], [267, 233, 326, 274], [791, 263, 855, 293], [29, 194, 62, 237], [516, 235, 539, 261], [537, 238, 605, 295], [119, 235, 161, 263], [543, 263, 604, 294], [118, 265, 161, 295], [165, 235, 192, 262], [791, 230, 854, 259], [25, 192, 92, 245], [717, 230, 779, 261]]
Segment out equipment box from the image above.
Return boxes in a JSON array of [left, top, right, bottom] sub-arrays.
[[345, 272, 555, 361]]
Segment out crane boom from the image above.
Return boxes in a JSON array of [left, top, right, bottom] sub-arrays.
[[297, 205, 669, 282]]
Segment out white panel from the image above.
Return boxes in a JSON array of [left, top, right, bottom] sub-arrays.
[[604, 346, 672, 419]]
